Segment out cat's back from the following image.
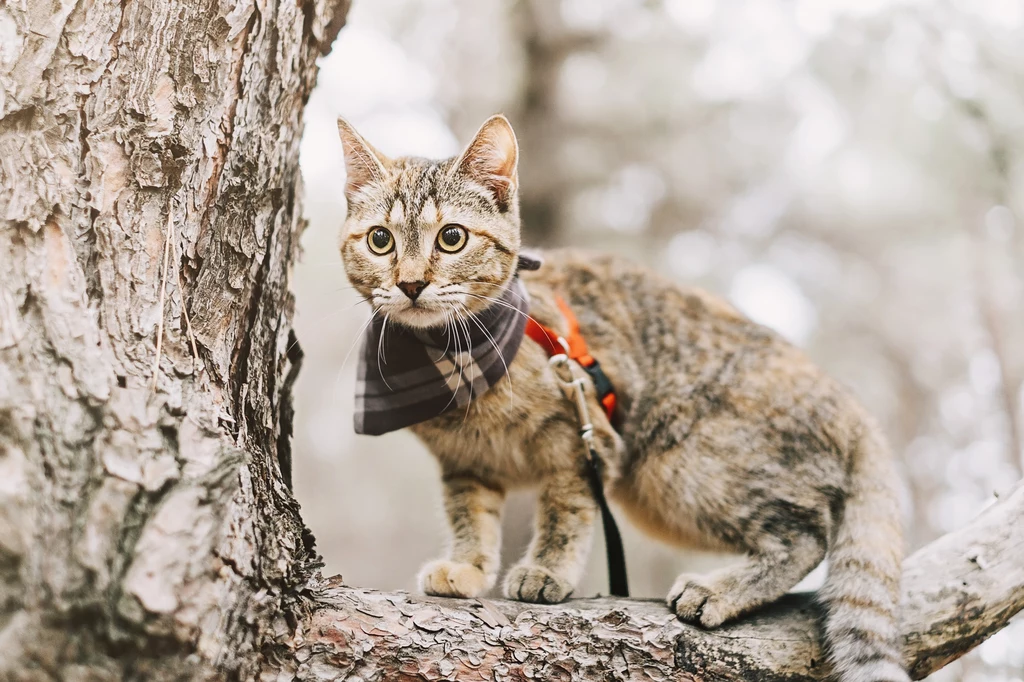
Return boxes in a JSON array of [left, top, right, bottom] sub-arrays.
[[521, 248, 863, 464], [521, 248, 794, 370]]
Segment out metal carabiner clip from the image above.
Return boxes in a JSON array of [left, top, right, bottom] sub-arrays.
[[548, 337, 594, 444], [548, 337, 575, 384]]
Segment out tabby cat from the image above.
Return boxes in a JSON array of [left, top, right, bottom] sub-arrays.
[[336, 114, 909, 682]]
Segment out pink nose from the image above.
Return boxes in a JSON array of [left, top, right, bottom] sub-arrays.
[[398, 280, 427, 300]]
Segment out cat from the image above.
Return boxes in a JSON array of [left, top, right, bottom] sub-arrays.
[[336, 114, 909, 682]]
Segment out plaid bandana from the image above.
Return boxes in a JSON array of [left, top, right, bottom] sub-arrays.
[[354, 256, 540, 436]]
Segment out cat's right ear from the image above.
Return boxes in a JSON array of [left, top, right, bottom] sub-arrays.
[[337, 117, 389, 201]]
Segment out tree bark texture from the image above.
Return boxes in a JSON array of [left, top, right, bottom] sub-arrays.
[[0, 0, 347, 678], [267, 480, 1024, 681], [0, 1, 1022, 681]]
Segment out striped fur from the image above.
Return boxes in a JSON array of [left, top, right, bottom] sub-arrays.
[[336, 116, 910, 682], [819, 414, 909, 682]]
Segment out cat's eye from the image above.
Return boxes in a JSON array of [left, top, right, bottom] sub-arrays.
[[367, 227, 394, 255], [436, 224, 467, 253]]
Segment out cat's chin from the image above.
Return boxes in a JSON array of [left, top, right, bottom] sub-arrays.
[[390, 307, 451, 331]]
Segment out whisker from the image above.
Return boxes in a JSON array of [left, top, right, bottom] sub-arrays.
[[459, 301, 515, 419], [451, 306, 476, 425], [429, 307, 454, 364], [440, 307, 461, 385], [286, 297, 374, 355], [332, 309, 378, 408], [461, 279, 531, 305], [377, 312, 393, 390], [461, 292, 548, 333], [442, 308, 458, 380], [438, 304, 466, 414], [435, 279, 530, 310]]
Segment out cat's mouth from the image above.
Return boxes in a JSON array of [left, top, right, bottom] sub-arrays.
[[372, 284, 497, 331], [373, 291, 458, 330]]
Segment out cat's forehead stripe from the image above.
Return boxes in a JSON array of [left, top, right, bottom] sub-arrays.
[[388, 199, 404, 225], [388, 160, 450, 225], [367, 157, 497, 226], [419, 198, 438, 225]]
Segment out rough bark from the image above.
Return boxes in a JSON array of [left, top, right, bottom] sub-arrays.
[[264, 479, 1024, 681], [0, 0, 347, 678], [0, 1, 1022, 681]]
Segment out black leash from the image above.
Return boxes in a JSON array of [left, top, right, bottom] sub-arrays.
[[546, 346, 630, 598], [586, 447, 629, 597]]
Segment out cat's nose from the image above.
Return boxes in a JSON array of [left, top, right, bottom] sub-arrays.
[[397, 280, 428, 300]]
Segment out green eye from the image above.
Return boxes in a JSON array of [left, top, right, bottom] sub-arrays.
[[437, 224, 467, 253], [367, 227, 394, 255]]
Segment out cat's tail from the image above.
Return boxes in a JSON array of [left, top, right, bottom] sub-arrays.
[[820, 417, 909, 682]]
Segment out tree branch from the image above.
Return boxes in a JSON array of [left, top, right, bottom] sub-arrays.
[[265, 480, 1024, 681]]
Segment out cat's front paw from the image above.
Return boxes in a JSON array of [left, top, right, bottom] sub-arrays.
[[418, 560, 491, 598], [504, 564, 574, 604], [667, 574, 735, 628]]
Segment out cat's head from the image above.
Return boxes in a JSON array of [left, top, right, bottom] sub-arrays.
[[337, 115, 521, 330]]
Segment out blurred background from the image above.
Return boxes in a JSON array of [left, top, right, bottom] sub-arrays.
[[293, 1, 1024, 679]]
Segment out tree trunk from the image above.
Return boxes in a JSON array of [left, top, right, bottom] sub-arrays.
[[0, 0, 347, 678], [0, 2, 1021, 681]]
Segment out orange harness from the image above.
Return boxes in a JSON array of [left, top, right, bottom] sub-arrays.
[[524, 297, 618, 424]]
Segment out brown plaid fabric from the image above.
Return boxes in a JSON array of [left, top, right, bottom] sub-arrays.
[[354, 256, 540, 436]]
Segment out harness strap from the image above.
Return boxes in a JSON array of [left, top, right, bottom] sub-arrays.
[[524, 296, 629, 598], [525, 297, 618, 423]]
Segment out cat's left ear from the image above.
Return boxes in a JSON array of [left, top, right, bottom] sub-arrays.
[[452, 114, 519, 212]]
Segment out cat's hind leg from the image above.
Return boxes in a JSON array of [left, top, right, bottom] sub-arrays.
[[668, 530, 826, 628], [504, 470, 597, 604]]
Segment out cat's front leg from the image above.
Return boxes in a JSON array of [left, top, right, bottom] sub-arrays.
[[505, 471, 597, 604], [419, 476, 505, 599]]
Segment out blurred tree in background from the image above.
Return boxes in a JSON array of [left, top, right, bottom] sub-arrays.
[[293, 2, 1024, 680]]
